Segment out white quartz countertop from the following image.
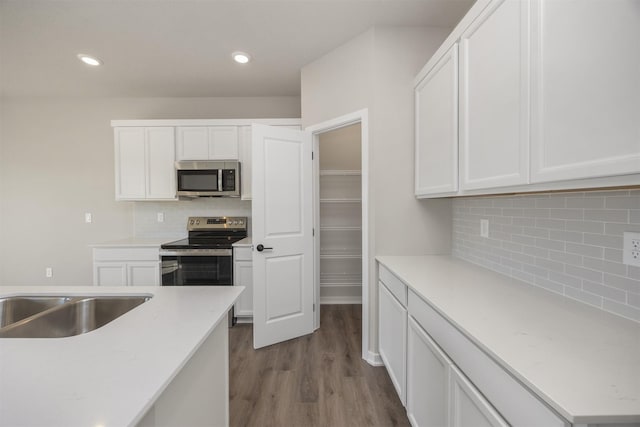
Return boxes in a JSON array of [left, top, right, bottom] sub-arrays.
[[0, 285, 243, 427], [376, 255, 640, 424], [90, 236, 184, 248], [233, 237, 252, 247]]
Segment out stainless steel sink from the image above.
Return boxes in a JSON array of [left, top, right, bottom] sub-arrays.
[[0, 295, 151, 338], [0, 296, 69, 328]]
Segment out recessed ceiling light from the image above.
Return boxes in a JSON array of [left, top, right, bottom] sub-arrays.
[[232, 51, 251, 64], [77, 54, 102, 66]]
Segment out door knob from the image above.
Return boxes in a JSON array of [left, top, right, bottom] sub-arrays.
[[256, 244, 273, 252]]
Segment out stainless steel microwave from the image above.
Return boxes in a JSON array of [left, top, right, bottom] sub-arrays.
[[175, 160, 240, 197]]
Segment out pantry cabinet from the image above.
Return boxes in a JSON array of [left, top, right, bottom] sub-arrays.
[[114, 127, 176, 201], [414, 43, 458, 197], [530, 0, 640, 183], [458, 0, 529, 190], [176, 126, 239, 160]]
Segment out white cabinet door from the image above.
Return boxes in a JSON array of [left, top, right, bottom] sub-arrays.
[[407, 316, 450, 427], [378, 281, 407, 405], [115, 127, 146, 200], [530, 0, 640, 183], [415, 44, 459, 197], [208, 126, 238, 159], [127, 262, 160, 286], [238, 126, 252, 200], [450, 366, 508, 427], [459, 0, 529, 190], [94, 263, 128, 286], [176, 127, 209, 160], [234, 260, 253, 316], [145, 127, 176, 199]]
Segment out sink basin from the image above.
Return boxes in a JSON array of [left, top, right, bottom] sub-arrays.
[[0, 295, 151, 338], [0, 296, 69, 328]]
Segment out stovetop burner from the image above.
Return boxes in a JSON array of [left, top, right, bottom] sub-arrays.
[[161, 216, 248, 250]]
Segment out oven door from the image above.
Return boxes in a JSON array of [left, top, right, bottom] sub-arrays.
[[160, 249, 232, 286]]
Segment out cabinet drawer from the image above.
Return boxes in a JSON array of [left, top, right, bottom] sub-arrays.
[[408, 289, 569, 427], [233, 246, 252, 261], [93, 247, 159, 262], [378, 263, 407, 307]]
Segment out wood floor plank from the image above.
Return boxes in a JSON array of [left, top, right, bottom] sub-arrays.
[[229, 305, 410, 427]]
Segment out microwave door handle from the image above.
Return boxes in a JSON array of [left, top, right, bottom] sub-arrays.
[[218, 169, 223, 192]]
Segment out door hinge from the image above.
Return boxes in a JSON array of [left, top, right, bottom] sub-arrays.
[[311, 151, 314, 160], [313, 303, 316, 312], [313, 228, 315, 236]]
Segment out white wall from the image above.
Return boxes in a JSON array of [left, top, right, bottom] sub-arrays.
[[301, 26, 451, 356], [0, 96, 300, 286]]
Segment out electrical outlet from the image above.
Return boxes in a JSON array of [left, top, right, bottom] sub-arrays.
[[45, 267, 52, 278], [157, 212, 164, 223], [623, 232, 640, 267], [480, 219, 489, 238], [85, 212, 92, 223]]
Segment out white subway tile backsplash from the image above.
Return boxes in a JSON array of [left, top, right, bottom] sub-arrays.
[[603, 274, 640, 294], [566, 197, 605, 209], [584, 209, 628, 223], [565, 265, 603, 283], [566, 242, 604, 258], [605, 196, 640, 210], [565, 220, 605, 233], [453, 190, 640, 323]]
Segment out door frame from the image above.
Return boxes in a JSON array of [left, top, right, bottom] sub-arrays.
[[305, 108, 373, 364]]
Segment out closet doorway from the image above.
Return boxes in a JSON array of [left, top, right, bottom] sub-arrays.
[[315, 124, 363, 311]]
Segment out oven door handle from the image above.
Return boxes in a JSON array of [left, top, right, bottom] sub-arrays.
[[160, 249, 233, 257]]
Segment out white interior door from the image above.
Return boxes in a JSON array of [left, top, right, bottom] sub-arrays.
[[251, 124, 314, 349]]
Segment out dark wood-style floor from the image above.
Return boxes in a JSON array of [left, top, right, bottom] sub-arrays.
[[229, 305, 410, 427]]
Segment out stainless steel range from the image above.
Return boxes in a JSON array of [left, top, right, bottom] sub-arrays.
[[160, 217, 247, 287]]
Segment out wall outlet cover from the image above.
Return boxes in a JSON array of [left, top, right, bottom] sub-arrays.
[[157, 212, 164, 223], [85, 213, 92, 223], [45, 267, 52, 278], [480, 219, 489, 238], [623, 231, 640, 267]]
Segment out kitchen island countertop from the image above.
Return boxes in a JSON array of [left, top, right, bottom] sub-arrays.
[[0, 285, 242, 426]]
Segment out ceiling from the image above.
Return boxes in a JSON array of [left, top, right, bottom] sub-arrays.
[[0, 0, 474, 98]]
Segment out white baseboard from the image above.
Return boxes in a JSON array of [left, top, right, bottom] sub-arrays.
[[365, 351, 384, 367], [234, 316, 253, 324], [320, 296, 362, 305]]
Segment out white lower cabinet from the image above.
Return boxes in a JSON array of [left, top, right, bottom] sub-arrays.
[[93, 247, 160, 286], [378, 261, 569, 427], [407, 316, 450, 427], [233, 246, 253, 318], [450, 366, 508, 427], [378, 280, 407, 405]]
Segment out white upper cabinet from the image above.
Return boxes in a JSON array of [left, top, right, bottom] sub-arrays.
[[176, 127, 209, 160], [415, 43, 459, 197], [146, 127, 177, 199], [115, 127, 146, 199], [459, 0, 529, 190], [238, 126, 253, 200], [114, 127, 176, 201], [530, 0, 640, 183], [176, 126, 238, 160]]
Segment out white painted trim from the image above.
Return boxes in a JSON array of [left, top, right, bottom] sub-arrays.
[[234, 317, 253, 324], [305, 108, 371, 365], [320, 296, 362, 305], [366, 351, 384, 367], [111, 118, 301, 127]]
